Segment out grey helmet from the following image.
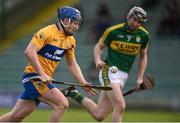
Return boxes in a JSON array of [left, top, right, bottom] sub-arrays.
[[128, 6, 147, 23]]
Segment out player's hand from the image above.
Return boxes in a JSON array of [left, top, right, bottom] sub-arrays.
[[38, 73, 52, 84], [82, 82, 99, 96], [136, 80, 143, 92], [95, 60, 106, 70]]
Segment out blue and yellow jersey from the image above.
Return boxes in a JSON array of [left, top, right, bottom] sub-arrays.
[[24, 24, 76, 77], [101, 22, 150, 73]]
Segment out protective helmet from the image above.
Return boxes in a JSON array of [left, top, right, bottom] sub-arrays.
[[128, 6, 147, 23], [57, 6, 82, 22]]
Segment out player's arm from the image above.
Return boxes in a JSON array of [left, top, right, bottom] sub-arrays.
[[24, 42, 50, 82], [65, 55, 88, 85], [137, 43, 149, 86], [94, 38, 107, 69], [65, 55, 97, 95], [64, 41, 88, 85]]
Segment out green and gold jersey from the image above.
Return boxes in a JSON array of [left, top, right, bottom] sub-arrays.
[[101, 23, 150, 73]]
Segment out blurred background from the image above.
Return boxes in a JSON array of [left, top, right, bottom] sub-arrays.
[[0, 0, 180, 120]]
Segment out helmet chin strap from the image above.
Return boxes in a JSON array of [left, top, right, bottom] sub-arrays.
[[59, 19, 73, 36], [60, 18, 71, 28]]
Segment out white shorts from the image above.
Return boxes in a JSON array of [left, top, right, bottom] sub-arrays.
[[99, 68, 128, 88]]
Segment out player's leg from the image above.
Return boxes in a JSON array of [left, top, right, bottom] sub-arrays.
[[22, 75, 69, 122], [81, 91, 112, 121], [39, 87, 69, 122], [82, 85, 125, 122], [107, 83, 125, 122], [62, 86, 112, 121], [0, 99, 36, 122], [99, 66, 128, 122]]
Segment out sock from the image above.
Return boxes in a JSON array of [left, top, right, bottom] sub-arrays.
[[68, 91, 85, 104]]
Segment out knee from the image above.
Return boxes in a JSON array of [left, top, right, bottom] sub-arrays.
[[93, 111, 106, 121], [63, 100, 69, 109], [55, 98, 69, 111], [116, 102, 126, 113], [120, 103, 126, 112], [63, 97, 69, 109], [95, 115, 105, 122]]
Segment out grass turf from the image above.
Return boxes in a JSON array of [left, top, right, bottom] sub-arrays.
[[0, 107, 180, 122]]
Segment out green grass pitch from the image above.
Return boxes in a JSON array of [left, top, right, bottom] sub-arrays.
[[0, 107, 180, 122]]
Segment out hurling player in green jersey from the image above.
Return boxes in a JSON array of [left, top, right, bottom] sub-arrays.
[[63, 6, 150, 122]]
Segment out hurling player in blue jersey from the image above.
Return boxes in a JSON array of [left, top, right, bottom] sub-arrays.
[[0, 6, 97, 122]]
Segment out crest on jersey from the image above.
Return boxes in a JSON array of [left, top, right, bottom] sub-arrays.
[[136, 36, 141, 43], [39, 33, 46, 40], [126, 35, 133, 42]]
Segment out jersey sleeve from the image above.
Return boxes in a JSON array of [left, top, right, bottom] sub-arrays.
[[141, 32, 150, 49], [101, 27, 113, 47], [31, 28, 49, 49], [65, 37, 76, 60]]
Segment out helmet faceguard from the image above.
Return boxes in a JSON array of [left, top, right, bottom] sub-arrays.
[[57, 6, 82, 35], [128, 6, 147, 23]]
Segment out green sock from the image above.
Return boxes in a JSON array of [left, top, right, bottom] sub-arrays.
[[68, 91, 85, 104]]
